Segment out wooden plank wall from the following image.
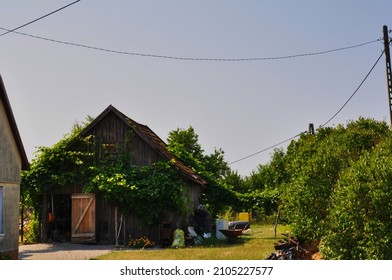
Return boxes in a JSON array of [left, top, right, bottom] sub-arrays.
[[86, 112, 163, 166]]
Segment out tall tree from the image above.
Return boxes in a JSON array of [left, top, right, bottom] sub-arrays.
[[167, 126, 229, 179], [167, 126, 235, 217]]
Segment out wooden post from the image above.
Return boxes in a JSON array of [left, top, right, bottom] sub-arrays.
[[274, 208, 281, 238], [41, 194, 48, 242], [114, 206, 118, 246], [20, 198, 24, 243], [114, 206, 123, 246]]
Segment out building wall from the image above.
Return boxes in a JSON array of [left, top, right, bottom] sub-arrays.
[[0, 100, 22, 257], [186, 180, 203, 209], [0, 101, 22, 182], [0, 183, 20, 255]]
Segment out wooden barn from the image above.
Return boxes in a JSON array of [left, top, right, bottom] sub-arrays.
[[41, 105, 206, 246], [0, 75, 29, 259]]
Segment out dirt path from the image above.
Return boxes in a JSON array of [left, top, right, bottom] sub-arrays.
[[18, 243, 115, 260]]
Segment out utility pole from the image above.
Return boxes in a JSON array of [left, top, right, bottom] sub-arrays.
[[308, 123, 315, 135], [383, 25, 392, 127]]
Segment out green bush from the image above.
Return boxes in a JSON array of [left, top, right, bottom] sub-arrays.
[[321, 137, 392, 259], [282, 118, 390, 241], [23, 212, 41, 244]]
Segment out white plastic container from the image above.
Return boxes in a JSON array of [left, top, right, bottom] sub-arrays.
[[216, 219, 229, 240]]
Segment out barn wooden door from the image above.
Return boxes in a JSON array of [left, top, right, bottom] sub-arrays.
[[71, 193, 96, 243]]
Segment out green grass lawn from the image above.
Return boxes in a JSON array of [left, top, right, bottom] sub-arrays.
[[95, 224, 291, 260]]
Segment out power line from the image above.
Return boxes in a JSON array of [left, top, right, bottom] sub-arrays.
[[228, 132, 305, 165], [0, 25, 380, 62], [0, 0, 81, 37], [229, 49, 385, 165], [320, 50, 385, 127]]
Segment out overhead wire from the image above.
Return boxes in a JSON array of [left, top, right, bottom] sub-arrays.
[[229, 48, 386, 165], [0, 0, 81, 37], [0, 25, 380, 62], [320, 49, 385, 127], [228, 132, 305, 165], [0, 3, 384, 165]]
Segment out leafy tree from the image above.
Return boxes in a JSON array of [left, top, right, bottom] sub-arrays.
[[245, 148, 288, 192], [167, 126, 230, 179], [224, 169, 247, 194], [167, 126, 236, 217], [237, 149, 288, 221]]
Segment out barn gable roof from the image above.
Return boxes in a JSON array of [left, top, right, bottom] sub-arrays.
[[0, 75, 29, 170], [78, 105, 207, 186]]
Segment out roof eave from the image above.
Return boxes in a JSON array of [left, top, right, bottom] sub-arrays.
[[0, 75, 30, 170]]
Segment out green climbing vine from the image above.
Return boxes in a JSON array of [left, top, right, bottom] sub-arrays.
[[85, 159, 192, 226], [21, 121, 193, 227]]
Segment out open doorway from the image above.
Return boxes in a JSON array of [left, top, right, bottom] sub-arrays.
[[47, 194, 71, 242]]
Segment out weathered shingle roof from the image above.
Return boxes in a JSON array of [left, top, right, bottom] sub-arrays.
[[0, 75, 29, 170], [78, 105, 207, 185]]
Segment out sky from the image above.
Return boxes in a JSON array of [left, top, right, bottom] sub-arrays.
[[1, 0, 392, 177]]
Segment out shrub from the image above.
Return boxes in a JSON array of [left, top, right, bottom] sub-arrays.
[[282, 118, 390, 241], [321, 137, 392, 259]]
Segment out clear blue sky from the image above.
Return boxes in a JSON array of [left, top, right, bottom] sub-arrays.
[[1, 0, 392, 176]]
